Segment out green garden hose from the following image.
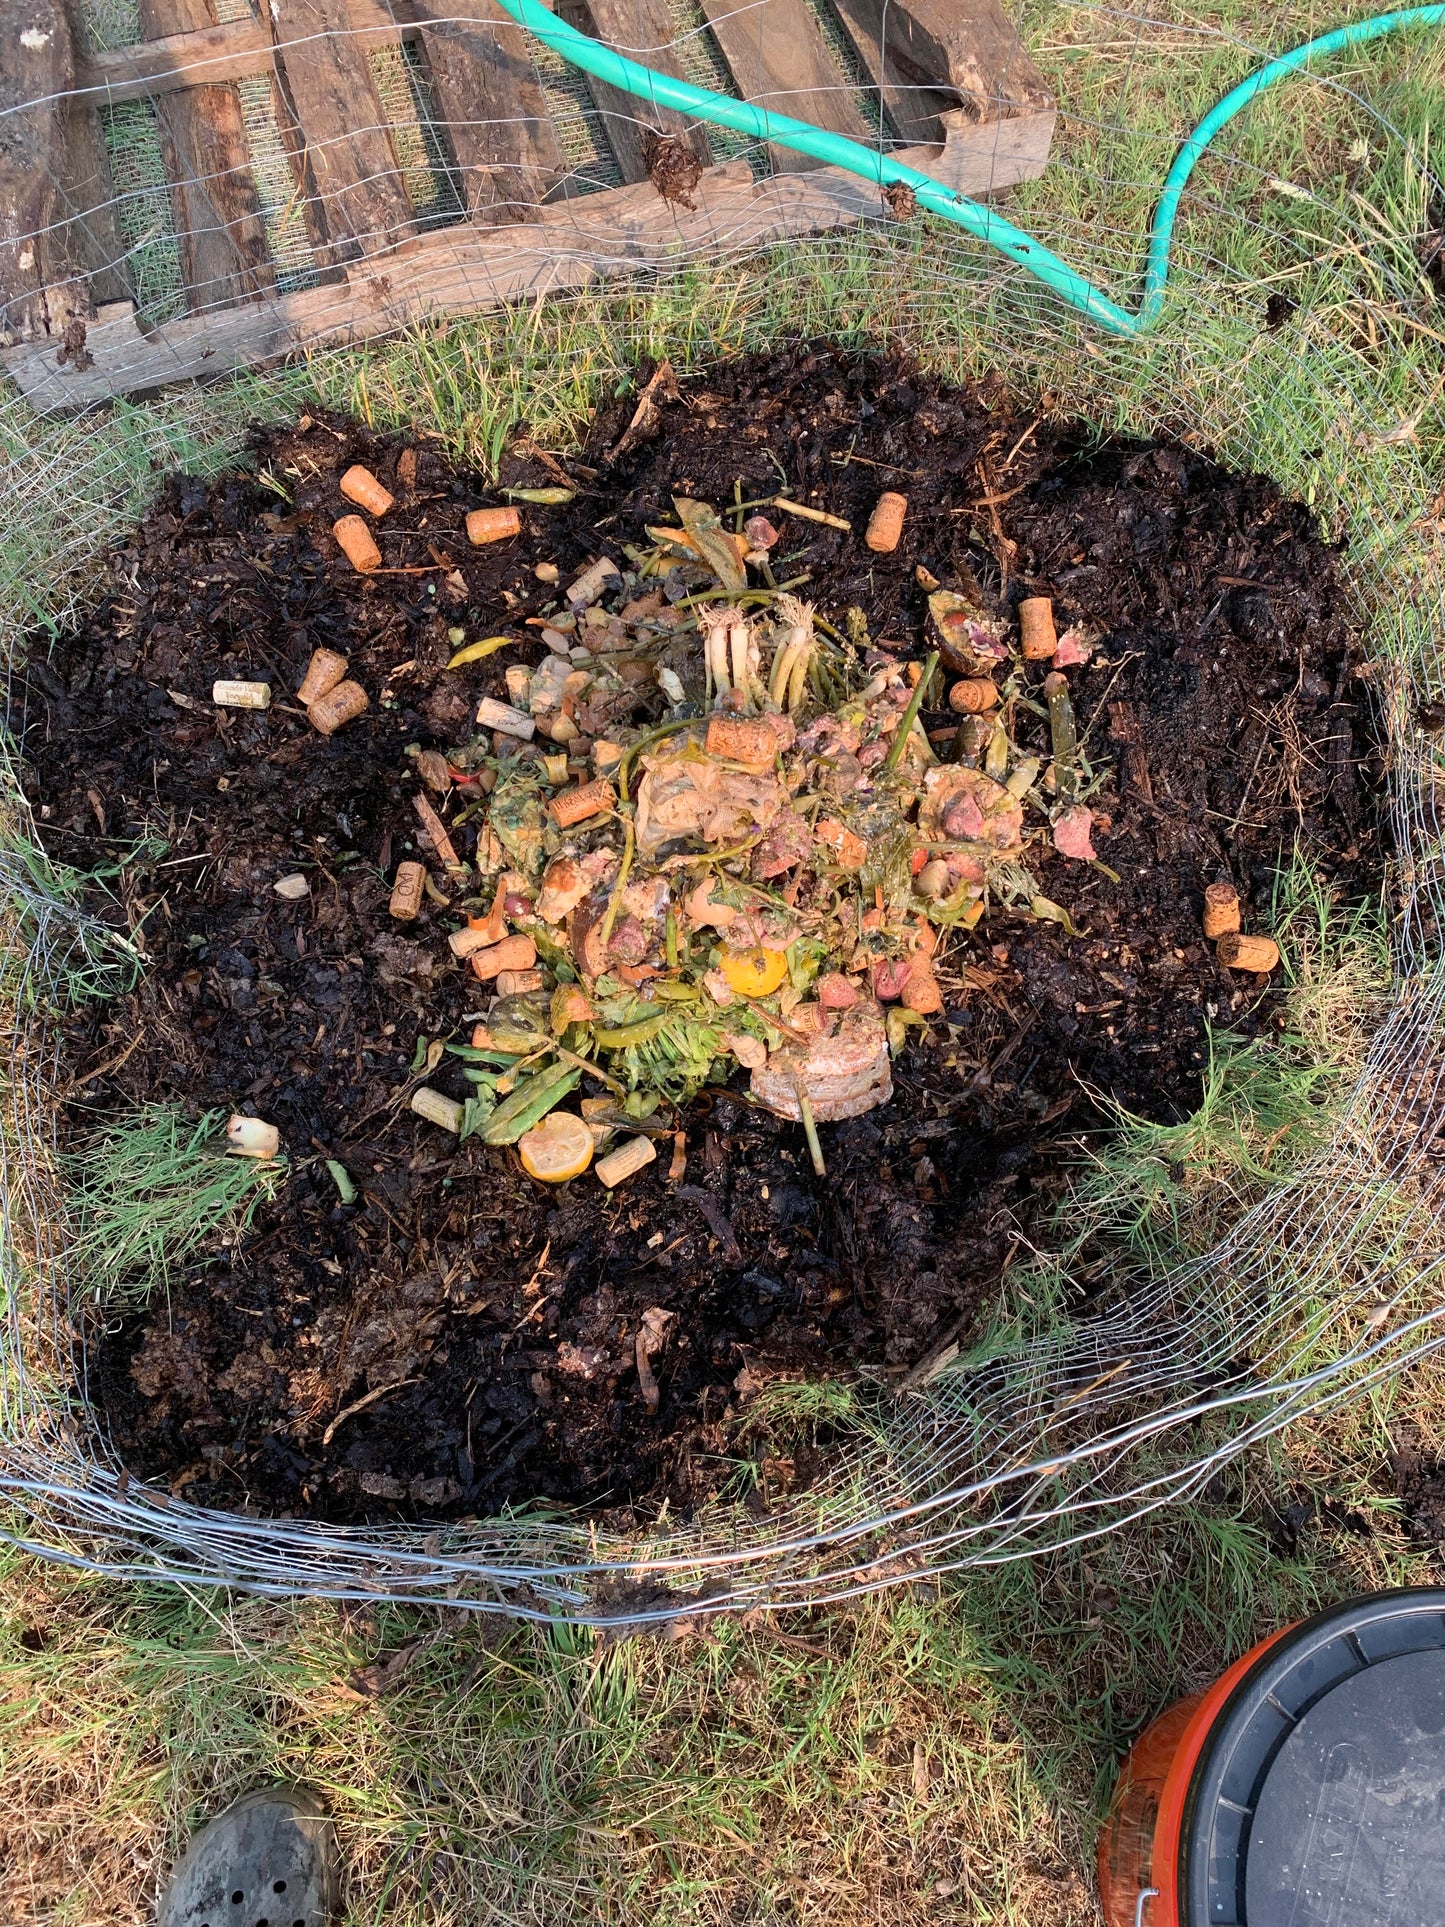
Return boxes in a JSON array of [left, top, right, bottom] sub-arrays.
[[490, 0, 1445, 335]]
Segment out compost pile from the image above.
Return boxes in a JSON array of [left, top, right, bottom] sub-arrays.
[[18, 346, 1376, 1525], [389, 484, 1113, 1166]]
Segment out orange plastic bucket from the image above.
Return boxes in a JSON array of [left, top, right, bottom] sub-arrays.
[[1096, 1587, 1445, 1926]]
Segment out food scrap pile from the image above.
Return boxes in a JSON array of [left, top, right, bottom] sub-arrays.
[[324, 474, 1133, 1185]]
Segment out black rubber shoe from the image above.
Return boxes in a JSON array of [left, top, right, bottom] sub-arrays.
[[157, 1785, 338, 1927]]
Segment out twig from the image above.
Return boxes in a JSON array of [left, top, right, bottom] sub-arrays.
[[772, 497, 851, 532], [321, 1377, 421, 1448]]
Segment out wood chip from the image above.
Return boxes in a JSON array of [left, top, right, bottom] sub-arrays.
[[413, 793, 461, 869]]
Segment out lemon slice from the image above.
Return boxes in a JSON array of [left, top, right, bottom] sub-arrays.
[[720, 946, 789, 997], [518, 1110, 594, 1183]]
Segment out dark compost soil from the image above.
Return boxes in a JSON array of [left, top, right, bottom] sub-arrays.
[[18, 346, 1379, 1527]]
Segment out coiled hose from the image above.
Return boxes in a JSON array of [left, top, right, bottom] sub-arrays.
[[489, 0, 1445, 335]]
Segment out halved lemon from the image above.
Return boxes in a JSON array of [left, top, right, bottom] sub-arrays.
[[518, 1110, 594, 1183], [720, 946, 789, 997]]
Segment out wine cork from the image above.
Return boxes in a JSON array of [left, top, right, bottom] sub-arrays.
[[475, 696, 535, 741], [1216, 932, 1280, 973], [565, 555, 621, 606], [548, 778, 616, 828], [212, 680, 271, 710], [1019, 597, 1057, 660], [864, 491, 908, 553], [705, 715, 777, 768], [466, 506, 522, 546], [296, 647, 348, 705], [338, 464, 395, 518], [308, 679, 369, 735], [1202, 882, 1242, 939], [389, 861, 426, 921], [333, 515, 382, 572], [495, 968, 545, 996], [595, 1133, 657, 1188], [470, 934, 537, 982], [949, 678, 1000, 714], [411, 1087, 463, 1134], [448, 924, 496, 959]]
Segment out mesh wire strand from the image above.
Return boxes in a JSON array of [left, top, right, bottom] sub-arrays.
[[2, 2, 1445, 1621]]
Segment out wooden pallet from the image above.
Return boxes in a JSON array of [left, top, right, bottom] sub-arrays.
[[1, 0, 1054, 412]]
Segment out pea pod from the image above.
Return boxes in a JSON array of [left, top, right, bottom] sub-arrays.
[[1030, 894, 1085, 937], [480, 1061, 581, 1145], [447, 635, 513, 669], [448, 1043, 525, 1067], [1043, 672, 1078, 801], [593, 1012, 670, 1048], [650, 979, 701, 1003], [502, 487, 576, 505]]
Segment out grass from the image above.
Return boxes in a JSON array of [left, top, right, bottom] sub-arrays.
[[5, 1, 1445, 1920], [66, 1107, 281, 1313], [0, 1395, 1435, 1927]]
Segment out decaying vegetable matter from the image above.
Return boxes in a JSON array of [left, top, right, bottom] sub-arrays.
[[381, 492, 1133, 1173]]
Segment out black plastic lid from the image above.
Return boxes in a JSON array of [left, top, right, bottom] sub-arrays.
[[1181, 1586, 1445, 1925]]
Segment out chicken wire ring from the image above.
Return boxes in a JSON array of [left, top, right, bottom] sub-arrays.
[[3, 8, 1445, 1624]]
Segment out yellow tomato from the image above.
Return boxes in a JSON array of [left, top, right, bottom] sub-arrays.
[[719, 946, 789, 997], [518, 1111, 594, 1183]]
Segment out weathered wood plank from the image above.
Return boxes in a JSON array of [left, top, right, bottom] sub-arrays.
[[139, 0, 273, 310], [832, 0, 1051, 145], [56, 92, 131, 307], [697, 0, 871, 174], [576, 0, 709, 184], [77, 16, 273, 106], [74, 2, 434, 103], [4, 115, 1053, 409], [267, 0, 415, 262], [0, 0, 89, 345], [408, 0, 557, 220]]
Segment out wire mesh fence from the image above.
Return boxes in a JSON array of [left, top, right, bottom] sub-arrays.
[[2, 0, 1445, 1622]]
